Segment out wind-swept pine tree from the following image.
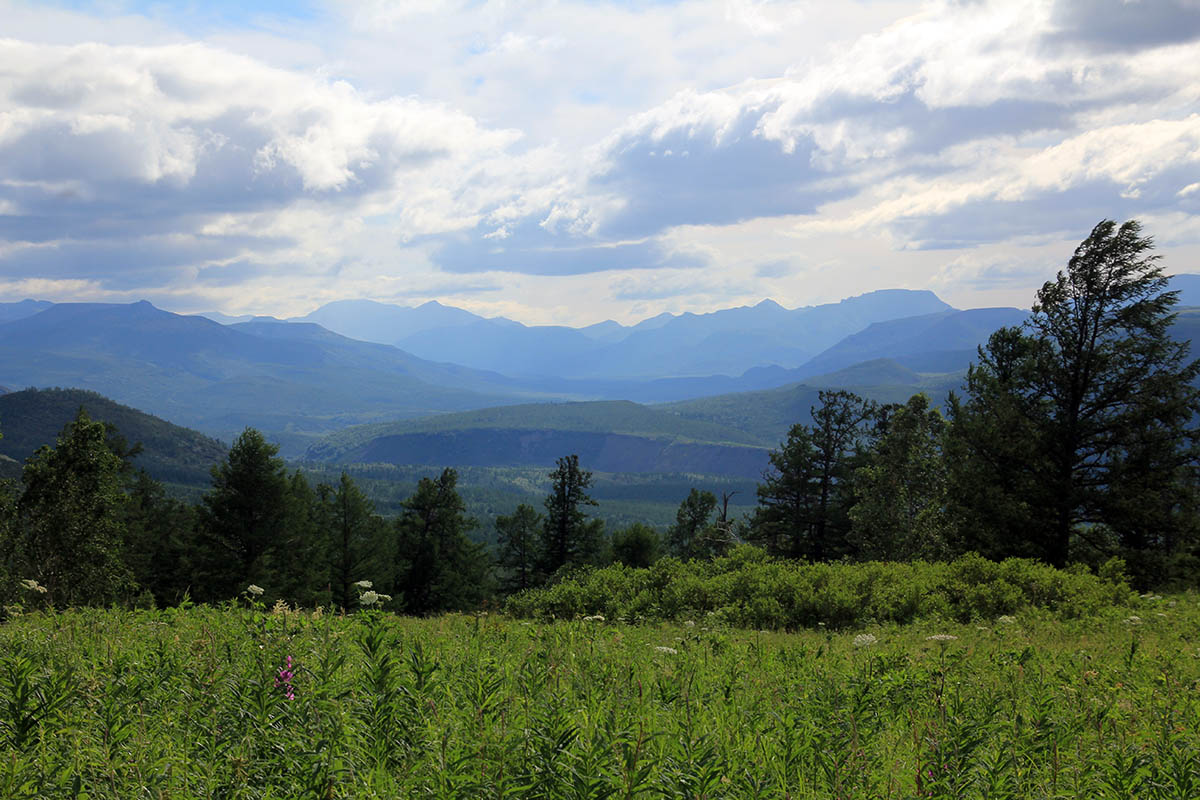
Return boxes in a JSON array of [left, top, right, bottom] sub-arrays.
[[949, 220, 1200, 576]]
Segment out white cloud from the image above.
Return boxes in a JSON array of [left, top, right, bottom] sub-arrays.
[[0, 0, 1198, 325]]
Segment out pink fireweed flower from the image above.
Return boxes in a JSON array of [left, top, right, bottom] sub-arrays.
[[275, 655, 295, 701]]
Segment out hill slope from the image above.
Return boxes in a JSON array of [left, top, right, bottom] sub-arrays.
[[304, 400, 774, 479], [0, 387, 227, 486]]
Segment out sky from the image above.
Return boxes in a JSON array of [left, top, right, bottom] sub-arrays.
[[1, 0, 1199, 326]]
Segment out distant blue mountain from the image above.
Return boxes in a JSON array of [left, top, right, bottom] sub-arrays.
[[0, 301, 541, 453], [0, 299, 53, 323], [388, 289, 954, 379], [290, 299, 492, 343], [790, 307, 1031, 378]]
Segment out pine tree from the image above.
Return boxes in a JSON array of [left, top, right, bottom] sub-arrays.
[[323, 473, 390, 610], [751, 390, 877, 560], [496, 503, 543, 593], [950, 220, 1200, 573], [16, 409, 135, 605], [196, 428, 289, 602], [540, 454, 602, 574], [393, 468, 491, 614]]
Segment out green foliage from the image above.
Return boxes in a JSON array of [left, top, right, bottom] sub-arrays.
[[949, 220, 1200, 574], [4, 598, 1195, 797], [495, 503, 543, 593], [540, 454, 604, 574], [848, 393, 953, 560], [14, 409, 135, 606], [323, 472, 391, 611], [666, 488, 723, 559], [120, 469, 198, 607], [751, 390, 877, 560], [507, 545, 1136, 629], [196, 428, 291, 602], [610, 522, 662, 568], [392, 468, 492, 614]]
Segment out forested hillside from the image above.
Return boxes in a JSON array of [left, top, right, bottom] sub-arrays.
[[0, 388, 226, 487]]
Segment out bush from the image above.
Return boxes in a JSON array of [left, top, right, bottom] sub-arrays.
[[505, 545, 1137, 630]]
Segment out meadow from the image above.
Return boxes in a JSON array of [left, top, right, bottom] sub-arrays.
[[1, 592, 1198, 799]]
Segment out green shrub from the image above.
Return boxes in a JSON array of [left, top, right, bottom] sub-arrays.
[[505, 545, 1137, 630]]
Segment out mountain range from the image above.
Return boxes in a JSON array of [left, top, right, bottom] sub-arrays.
[[3, 275, 1196, 463]]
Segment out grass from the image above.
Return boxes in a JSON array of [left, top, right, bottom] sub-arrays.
[[1, 594, 1198, 798]]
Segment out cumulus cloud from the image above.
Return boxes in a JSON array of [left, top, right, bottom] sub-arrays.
[[1, 0, 1198, 323], [0, 36, 531, 288]]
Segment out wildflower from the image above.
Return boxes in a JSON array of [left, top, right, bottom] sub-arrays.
[[1124, 616, 1143, 625], [853, 633, 877, 649], [997, 615, 1016, 624], [684, 620, 695, 628], [274, 655, 295, 701], [926, 634, 958, 642], [353, 580, 373, 589], [359, 590, 379, 607], [653, 646, 678, 655], [19, 579, 47, 594], [582, 614, 605, 622], [245, 584, 264, 597]]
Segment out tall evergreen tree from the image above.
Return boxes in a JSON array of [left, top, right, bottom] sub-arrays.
[[667, 488, 719, 559], [950, 220, 1200, 572], [751, 390, 877, 560], [393, 468, 491, 614], [540, 454, 602, 575], [16, 409, 135, 606], [275, 470, 328, 607], [495, 503, 543, 593], [122, 469, 198, 606], [324, 472, 390, 610], [196, 428, 289, 602], [848, 393, 953, 561]]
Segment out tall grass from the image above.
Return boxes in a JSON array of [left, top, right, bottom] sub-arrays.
[[0, 592, 1196, 798]]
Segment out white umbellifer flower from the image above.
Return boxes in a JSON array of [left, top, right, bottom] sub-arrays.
[[654, 646, 678, 655], [582, 614, 605, 622], [19, 579, 47, 594], [1124, 615, 1142, 625], [354, 580, 373, 589], [359, 590, 380, 607], [926, 634, 958, 642], [684, 620, 695, 627], [853, 633, 877, 648], [997, 615, 1016, 624], [377, 593, 392, 603], [246, 584, 264, 597]]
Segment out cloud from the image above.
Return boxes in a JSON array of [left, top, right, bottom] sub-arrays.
[[0, 37, 530, 288], [1046, 0, 1200, 52], [1, 0, 1198, 325]]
